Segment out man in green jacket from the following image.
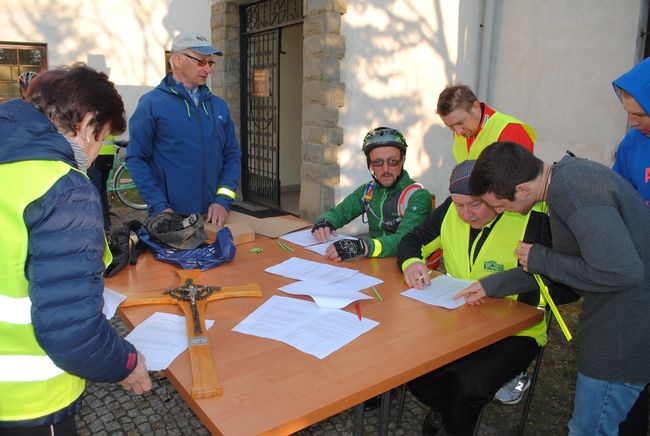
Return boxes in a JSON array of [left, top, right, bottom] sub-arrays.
[[312, 126, 433, 261]]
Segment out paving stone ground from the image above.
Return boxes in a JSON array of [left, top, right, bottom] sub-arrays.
[[74, 316, 577, 435]]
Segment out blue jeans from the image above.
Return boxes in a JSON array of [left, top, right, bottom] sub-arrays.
[[568, 372, 646, 435]]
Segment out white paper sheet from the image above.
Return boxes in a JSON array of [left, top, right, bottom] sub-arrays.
[[232, 295, 378, 359], [125, 312, 215, 371], [401, 275, 473, 309], [265, 257, 359, 284], [280, 228, 356, 247], [278, 273, 382, 309], [103, 287, 127, 319]]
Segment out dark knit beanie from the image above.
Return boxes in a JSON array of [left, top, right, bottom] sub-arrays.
[[449, 160, 476, 195]]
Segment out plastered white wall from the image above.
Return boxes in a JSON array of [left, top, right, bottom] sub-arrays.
[[486, 0, 643, 165], [338, 0, 645, 236], [338, 0, 482, 235], [0, 0, 212, 135]]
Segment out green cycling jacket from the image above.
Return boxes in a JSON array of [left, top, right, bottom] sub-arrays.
[[316, 170, 432, 257]]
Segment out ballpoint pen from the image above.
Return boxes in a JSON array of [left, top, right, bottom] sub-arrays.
[[416, 269, 434, 282]]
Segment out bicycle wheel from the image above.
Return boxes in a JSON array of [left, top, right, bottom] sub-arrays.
[[113, 165, 147, 210]]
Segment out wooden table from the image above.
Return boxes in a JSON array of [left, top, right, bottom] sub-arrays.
[[107, 236, 543, 435]]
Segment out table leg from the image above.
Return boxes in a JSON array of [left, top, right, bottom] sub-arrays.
[[353, 403, 364, 435], [379, 390, 391, 435]]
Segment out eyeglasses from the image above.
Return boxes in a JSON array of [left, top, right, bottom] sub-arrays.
[[182, 53, 215, 68], [370, 158, 403, 168]]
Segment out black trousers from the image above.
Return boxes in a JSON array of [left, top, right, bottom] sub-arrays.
[[87, 154, 113, 229], [409, 335, 539, 436], [0, 416, 76, 436], [619, 384, 649, 435]]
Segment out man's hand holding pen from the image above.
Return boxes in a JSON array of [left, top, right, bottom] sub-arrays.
[[403, 262, 433, 290]]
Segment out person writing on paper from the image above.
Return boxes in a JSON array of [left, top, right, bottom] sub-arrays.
[[397, 160, 574, 436], [0, 65, 152, 435], [458, 141, 650, 435], [311, 127, 433, 261]]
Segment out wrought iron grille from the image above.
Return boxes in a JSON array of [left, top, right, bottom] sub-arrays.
[[240, 0, 303, 208], [241, 30, 280, 207], [242, 0, 303, 35]]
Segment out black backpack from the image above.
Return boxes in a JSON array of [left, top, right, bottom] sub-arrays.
[[104, 220, 145, 277]]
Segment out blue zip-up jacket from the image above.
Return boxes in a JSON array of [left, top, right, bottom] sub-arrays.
[[127, 75, 242, 216], [612, 57, 650, 206], [0, 99, 137, 426]]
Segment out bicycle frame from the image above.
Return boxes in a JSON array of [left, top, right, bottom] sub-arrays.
[[108, 141, 147, 210]]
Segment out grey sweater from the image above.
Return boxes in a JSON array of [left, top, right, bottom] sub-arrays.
[[481, 155, 650, 383]]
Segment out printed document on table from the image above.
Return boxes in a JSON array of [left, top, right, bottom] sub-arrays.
[[265, 257, 358, 284], [278, 273, 383, 309], [103, 287, 126, 319], [401, 275, 473, 309], [280, 228, 356, 247], [232, 295, 379, 359], [125, 312, 215, 371]]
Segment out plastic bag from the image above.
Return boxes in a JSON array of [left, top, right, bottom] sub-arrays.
[[137, 225, 236, 270]]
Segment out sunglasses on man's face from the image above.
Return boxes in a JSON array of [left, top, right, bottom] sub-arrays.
[[182, 53, 215, 68], [370, 158, 402, 168]]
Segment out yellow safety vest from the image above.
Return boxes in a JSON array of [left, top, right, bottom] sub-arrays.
[[452, 111, 536, 162], [440, 204, 547, 346], [98, 134, 116, 156], [0, 160, 111, 421]]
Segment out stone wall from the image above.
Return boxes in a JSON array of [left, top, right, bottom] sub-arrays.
[[211, 1, 241, 137], [299, 0, 346, 220], [210, 0, 346, 220]]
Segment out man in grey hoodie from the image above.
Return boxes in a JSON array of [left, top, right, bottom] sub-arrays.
[[458, 141, 650, 435]]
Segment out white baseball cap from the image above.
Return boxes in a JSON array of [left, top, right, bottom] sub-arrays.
[[171, 32, 223, 56]]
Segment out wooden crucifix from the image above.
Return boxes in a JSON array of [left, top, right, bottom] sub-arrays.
[[120, 269, 262, 398]]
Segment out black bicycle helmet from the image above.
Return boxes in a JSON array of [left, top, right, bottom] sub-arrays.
[[362, 126, 408, 158], [144, 212, 207, 250], [18, 71, 39, 90]]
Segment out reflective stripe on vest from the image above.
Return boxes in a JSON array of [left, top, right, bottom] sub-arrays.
[[0, 356, 64, 382], [0, 294, 31, 324], [441, 204, 547, 346], [0, 160, 89, 420], [452, 111, 536, 162], [98, 134, 116, 156], [217, 187, 236, 200]]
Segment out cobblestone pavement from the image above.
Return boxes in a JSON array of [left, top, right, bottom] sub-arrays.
[[75, 317, 577, 436], [78, 207, 585, 435]]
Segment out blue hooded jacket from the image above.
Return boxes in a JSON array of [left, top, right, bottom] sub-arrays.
[[0, 99, 137, 426], [127, 75, 241, 216], [612, 57, 650, 206]]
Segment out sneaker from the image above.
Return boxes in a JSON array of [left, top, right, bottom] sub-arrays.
[[494, 371, 531, 405]]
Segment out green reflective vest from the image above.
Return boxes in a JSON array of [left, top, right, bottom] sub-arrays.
[[98, 134, 116, 156], [0, 160, 110, 421], [440, 204, 547, 346], [452, 111, 536, 162]]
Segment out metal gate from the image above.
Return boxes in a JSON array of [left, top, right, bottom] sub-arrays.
[[240, 0, 303, 208]]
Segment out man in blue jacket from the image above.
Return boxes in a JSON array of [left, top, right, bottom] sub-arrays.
[[612, 57, 650, 207], [611, 57, 650, 435], [128, 32, 241, 226]]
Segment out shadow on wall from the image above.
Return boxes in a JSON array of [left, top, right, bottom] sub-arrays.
[[338, 0, 475, 201]]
